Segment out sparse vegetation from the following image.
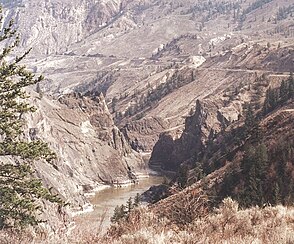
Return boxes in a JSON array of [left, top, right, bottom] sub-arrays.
[[111, 194, 141, 223], [263, 73, 294, 114], [216, 77, 294, 207], [168, 74, 294, 211], [2, 198, 293, 243], [115, 68, 195, 121], [243, 0, 273, 15], [276, 5, 294, 21]]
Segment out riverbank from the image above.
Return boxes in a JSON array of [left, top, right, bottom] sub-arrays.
[[70, 170, 156, 218], [73, 175, 164, 231]]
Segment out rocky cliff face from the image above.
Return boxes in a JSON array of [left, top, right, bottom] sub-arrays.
[[149, 99, 230, 171], [2, 0, 128, 56], [122, 117, 168, 152], [25, 91, 146, 211], [57, 92, 133, 156]]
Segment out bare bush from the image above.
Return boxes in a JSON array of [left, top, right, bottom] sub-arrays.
[[1, 199, 293, 244], [106, 198, 294, 244]]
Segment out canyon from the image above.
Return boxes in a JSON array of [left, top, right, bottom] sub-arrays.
[[0, 0, 293, 239]]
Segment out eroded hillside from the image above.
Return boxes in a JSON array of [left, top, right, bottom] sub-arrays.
[[0, 0, 293, 238], [25, 91, 146, 214], [148, 74, 294, 211]]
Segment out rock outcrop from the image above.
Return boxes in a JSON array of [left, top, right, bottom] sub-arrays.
[[122, 117, 168, 152], [149, 99, 232, 171], [25, 91, 146, 210], [3, 0, 130, 56]]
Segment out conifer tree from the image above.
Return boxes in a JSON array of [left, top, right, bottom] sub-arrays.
[[263, 87, 279, 114], [288, 72, 294, 99], [0, 5, 63, 229], [279, 79, 288, 103], [133, 193, 140, 207], [254, 143, 268, 178], [241, 143, 268, 207], [263, 88, 271, 114], [241, 145, 255, 175], [268, 88, 279, 110], [126, 197, 133, 214], [178, 164, 189, 188], [111, 206, 121, 223], [273, 182, 281, 204], [119, 204, 126, 219], [242, 103, 258, 139]]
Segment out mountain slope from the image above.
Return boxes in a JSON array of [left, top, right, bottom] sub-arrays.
[[1, 0, 293, 222], [26, 91, 146, 213], [147, 74, 294, 211]]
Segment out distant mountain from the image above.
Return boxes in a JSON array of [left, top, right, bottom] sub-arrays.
[[2, 0, 127, 56]]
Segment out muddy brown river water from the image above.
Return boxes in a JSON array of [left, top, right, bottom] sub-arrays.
[[74, 175, 164, 231]]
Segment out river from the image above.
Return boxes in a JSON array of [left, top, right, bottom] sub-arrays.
[[74, 175, 164, 231]]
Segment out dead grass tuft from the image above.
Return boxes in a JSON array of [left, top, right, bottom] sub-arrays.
[[1, 198, 293, 244]]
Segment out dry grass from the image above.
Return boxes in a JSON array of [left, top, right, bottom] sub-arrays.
[[1, 198, 294, 244], [71, 198, 294, 244], [0, 228, 66, 244]]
